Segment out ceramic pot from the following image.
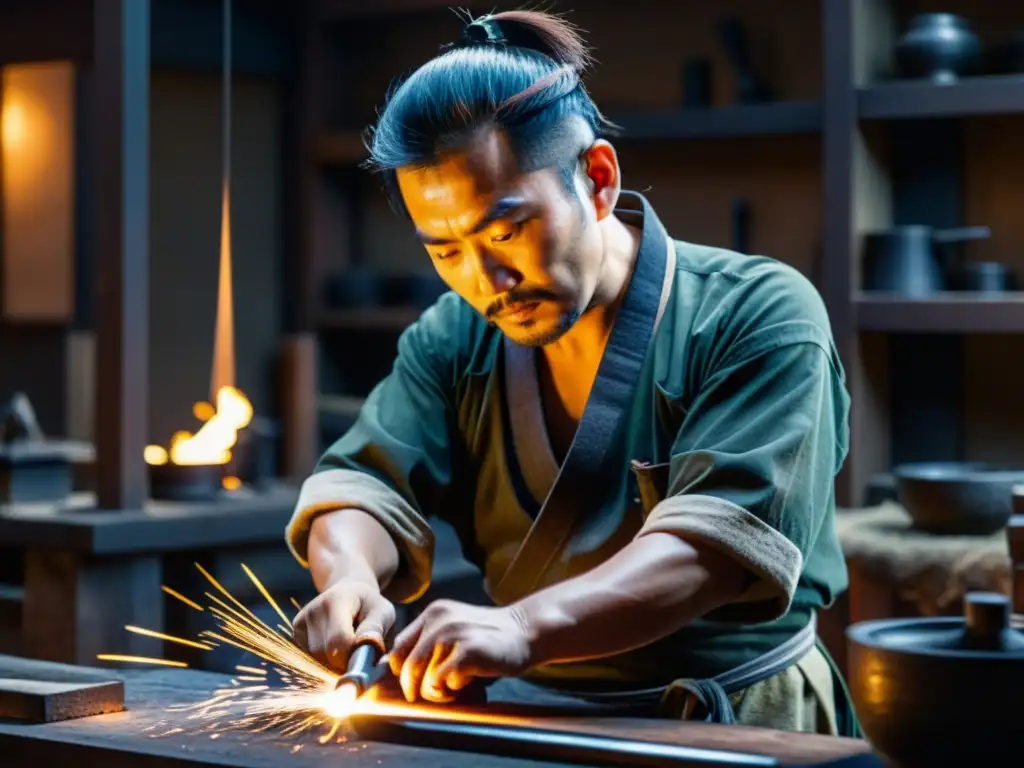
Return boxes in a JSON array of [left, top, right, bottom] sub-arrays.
[[893, 461, 1024, 535], [895, 13, 981, 83], [848, 592, 1024, 768]]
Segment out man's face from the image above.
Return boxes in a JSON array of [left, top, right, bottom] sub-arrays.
[[396, 129, 607, 347]]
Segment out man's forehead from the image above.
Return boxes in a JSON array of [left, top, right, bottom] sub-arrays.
[[401, 128, 518, 200]]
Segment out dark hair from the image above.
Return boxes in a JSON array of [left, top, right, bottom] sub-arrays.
[[363, 9, 620, 215]]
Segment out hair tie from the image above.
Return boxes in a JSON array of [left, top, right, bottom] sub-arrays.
[[455, 16, 507, 48]]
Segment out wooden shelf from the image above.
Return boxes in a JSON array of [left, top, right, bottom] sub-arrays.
[[317, 307, 423, 331], [607, 100, 822, 140], [855, 294, 1024, 333], [858, 75, 1024, 120]]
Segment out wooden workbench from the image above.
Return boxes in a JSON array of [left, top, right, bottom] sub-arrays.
[[0, 485, 302, 666], [0, 667, 875, 767]]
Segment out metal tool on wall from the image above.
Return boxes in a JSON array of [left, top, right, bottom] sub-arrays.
[[716, 17, 770, 104], [860, 224, 990, 296]]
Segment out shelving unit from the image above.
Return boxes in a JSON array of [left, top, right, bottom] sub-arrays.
[[293, 0, 1024, 504], [825, 0, 1024, 505]]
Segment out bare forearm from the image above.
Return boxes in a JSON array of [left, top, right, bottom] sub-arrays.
[[512, 532, 747, 667], [307, 509, 401, 593]]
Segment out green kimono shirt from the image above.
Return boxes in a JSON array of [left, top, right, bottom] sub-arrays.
[[287, 193, 851, 692]]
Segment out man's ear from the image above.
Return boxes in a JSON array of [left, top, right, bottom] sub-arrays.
[[581, 139, 621, 221]]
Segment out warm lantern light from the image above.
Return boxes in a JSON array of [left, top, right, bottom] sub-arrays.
[[1, 99, 27, 148], [0, 62, 75, 322]]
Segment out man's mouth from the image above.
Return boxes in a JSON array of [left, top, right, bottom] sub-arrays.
[[501, 302, 540, 322]]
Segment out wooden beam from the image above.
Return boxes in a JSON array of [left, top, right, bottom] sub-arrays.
[[92, 0, 150, 510]]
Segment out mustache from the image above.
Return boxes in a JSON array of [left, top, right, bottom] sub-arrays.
[[485, 288, 559, 319]]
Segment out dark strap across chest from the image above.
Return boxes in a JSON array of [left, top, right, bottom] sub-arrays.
[[491, 193, 672, 605]]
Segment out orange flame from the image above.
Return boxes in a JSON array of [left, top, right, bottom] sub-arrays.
[[144, 179, 250, 471]]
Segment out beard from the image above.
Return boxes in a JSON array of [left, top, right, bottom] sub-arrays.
[[488, 207, 591, 347]]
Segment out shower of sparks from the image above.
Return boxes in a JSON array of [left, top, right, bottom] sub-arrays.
[[98, 561, 533, 747]]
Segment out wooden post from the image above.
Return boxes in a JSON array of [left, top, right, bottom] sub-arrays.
[[92, 0, 150, 510], [279, 2, 323, 480]]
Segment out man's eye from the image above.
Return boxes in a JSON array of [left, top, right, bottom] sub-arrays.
[[435, 250, 458, 261], [492, 221, 524, 244]]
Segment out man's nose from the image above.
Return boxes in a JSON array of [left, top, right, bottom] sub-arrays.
[[471, 247, 518, 295]]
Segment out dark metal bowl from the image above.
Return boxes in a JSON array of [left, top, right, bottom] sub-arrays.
[[848, 592, 1024, 768], [893, 461, 1024, 535], [148, 462, 222, 502]]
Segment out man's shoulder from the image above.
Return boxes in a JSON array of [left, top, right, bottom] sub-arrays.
[[669, 240, 834, 351]]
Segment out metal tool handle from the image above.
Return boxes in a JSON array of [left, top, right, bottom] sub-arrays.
[[335, 640, 388, 694]]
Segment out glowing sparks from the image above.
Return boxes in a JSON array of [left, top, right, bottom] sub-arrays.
[[96, 654, 189, 668], [125, 625, 214, 651], [162, 585, 204, 612], [241, 563, 293, 630], [98, 560, 535, 748]]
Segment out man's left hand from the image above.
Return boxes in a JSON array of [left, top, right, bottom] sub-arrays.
[[385, 599, 534, 703]]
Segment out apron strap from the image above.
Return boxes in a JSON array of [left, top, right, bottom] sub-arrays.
[[662, 616, 819, 725]]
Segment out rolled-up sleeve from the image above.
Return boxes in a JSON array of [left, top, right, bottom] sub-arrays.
[[285, 299, 466, 604], [637, 271, 850, 623]]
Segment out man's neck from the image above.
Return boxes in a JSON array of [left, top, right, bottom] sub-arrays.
[[543, 213, 643, 372]]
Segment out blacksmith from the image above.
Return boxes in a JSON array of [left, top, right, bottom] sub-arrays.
[[287, 9, 858, 736]]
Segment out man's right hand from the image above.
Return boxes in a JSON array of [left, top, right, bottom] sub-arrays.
[[293, 577, 396, 670]]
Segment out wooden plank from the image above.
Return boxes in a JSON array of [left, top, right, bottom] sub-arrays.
[[0, 653, 123, 723], [0, 667, 875, 767], [92, 0, 150, 510], [0, 485, 299, 554]]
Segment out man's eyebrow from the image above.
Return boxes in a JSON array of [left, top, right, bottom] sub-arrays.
[[415, 195, 526, 246]]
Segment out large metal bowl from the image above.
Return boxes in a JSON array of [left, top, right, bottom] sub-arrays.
[[892, 461, 1024, 535], [848, 592, 1024, 768]]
